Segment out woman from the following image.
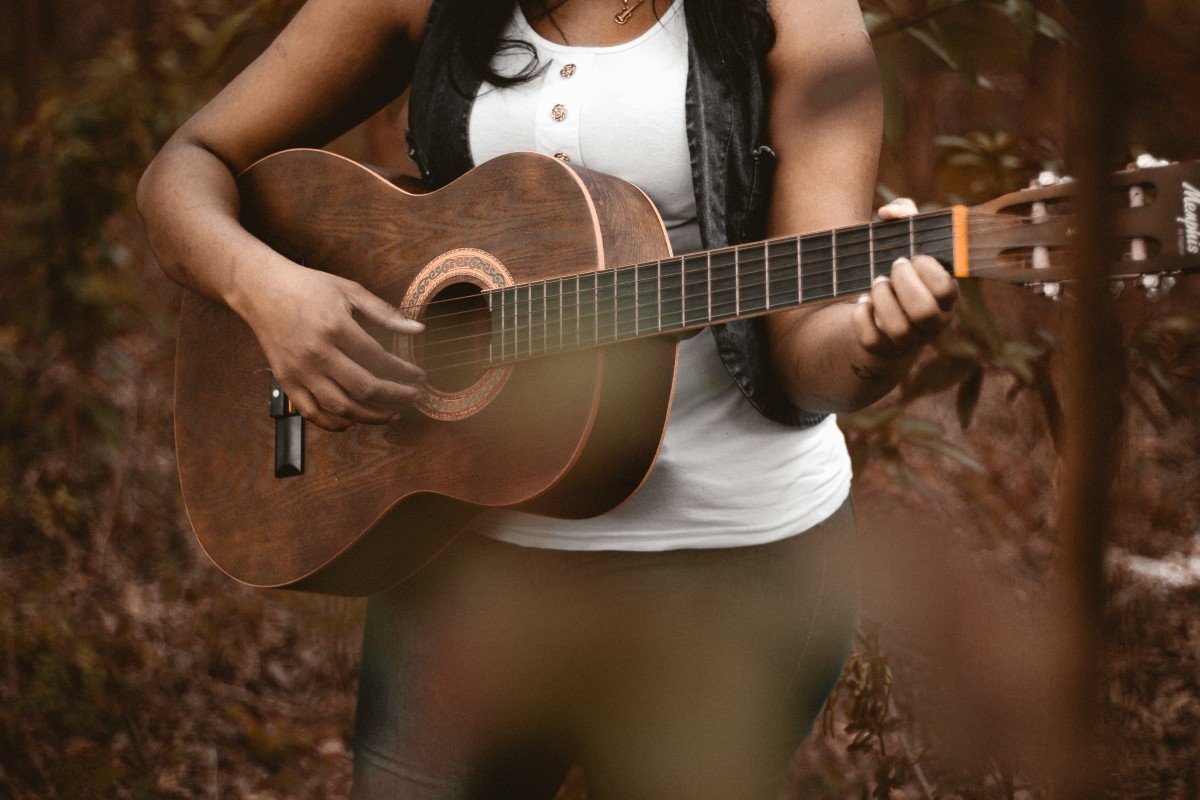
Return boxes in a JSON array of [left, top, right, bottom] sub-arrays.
[[138, 0, 958, 796]]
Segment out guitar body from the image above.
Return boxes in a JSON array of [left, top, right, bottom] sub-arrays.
[[174, 150, 677, 595]]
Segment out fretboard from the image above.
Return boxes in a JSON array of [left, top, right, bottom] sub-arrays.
[[486, 209, 960, 364]]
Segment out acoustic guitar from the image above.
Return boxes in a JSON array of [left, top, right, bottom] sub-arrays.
[[174, 150, 1200, 595]]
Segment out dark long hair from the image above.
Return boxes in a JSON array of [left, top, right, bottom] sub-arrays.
[[440, 0, 776, 94]]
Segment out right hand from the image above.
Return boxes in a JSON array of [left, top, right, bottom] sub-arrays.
[[240, 260, 426, 431]]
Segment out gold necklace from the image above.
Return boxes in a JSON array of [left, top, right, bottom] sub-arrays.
[[614, 0, 646, 24]]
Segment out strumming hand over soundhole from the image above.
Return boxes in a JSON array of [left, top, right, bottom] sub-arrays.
[[418, 281, 492, 393], [395, 247, 517, 421]]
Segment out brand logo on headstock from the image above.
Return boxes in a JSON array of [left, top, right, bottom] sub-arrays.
[[1181, 182, 1200, 255]]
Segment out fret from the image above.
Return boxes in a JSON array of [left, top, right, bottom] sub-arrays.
[[661, 257, 683, 331], [577, 272, 597, 348], [868, 221, 876, 282], [766, 237, 800, 311], [706, 252, 712, 321], [764, 245, 771, 309], [836, 224, 873, 297], [514, 284, 531, 359], [801, 232, 833, 303], [872, 219, 911, 279], [709, 247, 737, 321], [634, 265, 640, 335], [911, 211, 955, 267], [529, 282, 545, 356], [545, 279, 561, 354], [488, 290, 500, 365], [636, 262, 659, 335], [596, 269, 617, 344], [615, 267, 638, 341], [797, 236, 804, 302], [561, 275, 577, 351], [496, 287, 506, 362], [683, 254, 707, 326], [501, 286, 516, 362], [734, 247, 740, 315], [832, 234, 838, 297], [737, 242, 767, 315]]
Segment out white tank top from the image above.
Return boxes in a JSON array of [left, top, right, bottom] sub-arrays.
[[463, 1, 852, 550]]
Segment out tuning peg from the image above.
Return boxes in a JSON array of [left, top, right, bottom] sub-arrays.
[[1110, 280, 1125, 298], [1040, 281, 1063, 299], [1035, 170, 1059, 188], [1141, 273, 1176, 300], [1134, 154, 1171, 169]]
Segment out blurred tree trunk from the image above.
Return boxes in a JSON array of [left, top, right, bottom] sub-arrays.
[[14, 0, 42, 125], [1055, 2, 1131, 798]]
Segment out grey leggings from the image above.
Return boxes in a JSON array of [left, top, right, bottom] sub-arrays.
[[351, 500, 859, 800]]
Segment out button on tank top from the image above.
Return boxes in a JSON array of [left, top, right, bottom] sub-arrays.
[[462, 1, 852, 550]]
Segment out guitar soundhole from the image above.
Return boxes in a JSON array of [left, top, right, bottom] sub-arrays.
[[418, 281, 492, 393]]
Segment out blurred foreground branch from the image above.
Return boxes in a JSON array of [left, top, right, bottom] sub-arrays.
[[1054, 1, 1131, 797]]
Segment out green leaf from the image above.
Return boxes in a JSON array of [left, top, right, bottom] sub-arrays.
[[1035, 10, 1070, 42], [908, 17, 991, 89], [894, 416, 945, 438], [906, 25, 964, 74], [1002, 0, 1039, 55], [918, 436, 988, 473], [862, 7, 892, 37], [935, 134, 984, 152], [955, 367, 984, 429], [903, 356, 974, 400]]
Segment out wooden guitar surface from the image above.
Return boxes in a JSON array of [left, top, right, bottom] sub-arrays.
[[174, 150, 677, 595]]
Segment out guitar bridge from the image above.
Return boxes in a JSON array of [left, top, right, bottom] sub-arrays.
[[269, 376, 303, 478]]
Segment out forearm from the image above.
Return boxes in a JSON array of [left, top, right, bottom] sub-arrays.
[[771, 302, 916, 414], [137, 138, 286, 319]]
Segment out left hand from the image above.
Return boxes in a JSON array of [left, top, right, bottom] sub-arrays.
[[850, 198, 960, 363]]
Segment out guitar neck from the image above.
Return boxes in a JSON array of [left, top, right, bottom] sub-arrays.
[[486, 207, 968, 363]]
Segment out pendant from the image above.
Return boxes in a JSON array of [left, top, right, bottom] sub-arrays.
[[614, 0, 645, 24]]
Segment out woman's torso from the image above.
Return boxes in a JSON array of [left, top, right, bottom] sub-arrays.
[[455, 0, 852, 550]]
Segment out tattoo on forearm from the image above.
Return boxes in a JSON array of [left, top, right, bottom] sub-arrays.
[[851, 363, 887, 382]]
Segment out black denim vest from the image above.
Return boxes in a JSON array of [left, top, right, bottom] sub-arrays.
[[404, 0, 825, 428]]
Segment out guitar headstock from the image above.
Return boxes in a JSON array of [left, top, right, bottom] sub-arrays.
[[966, 157, 1200, 297]]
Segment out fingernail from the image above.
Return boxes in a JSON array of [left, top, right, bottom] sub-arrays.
[[892, 257, 910, 268], [857, 294, 870, 304], [873, 275, 891, 285]]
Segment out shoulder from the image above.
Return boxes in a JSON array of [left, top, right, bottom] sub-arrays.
[[765, 0, 872, 78], [396, 0, 435, 42]]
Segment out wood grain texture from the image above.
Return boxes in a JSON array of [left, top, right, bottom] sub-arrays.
[[514, 166, 678, 519], [174, 150, 678, 594]]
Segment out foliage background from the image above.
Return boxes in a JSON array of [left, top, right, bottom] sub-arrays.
[[1, 0, 1199, 797]]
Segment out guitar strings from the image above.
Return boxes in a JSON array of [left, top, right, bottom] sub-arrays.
[[415, 247, 1059, 377], [405, 223, 1043, 355], [382, 215, 1035, 343], [365, 210, 1034, 320], [412, 240, 1051, 375], [360, 214, 1030, 338], [413, 237, 1053, 372], [399, 217, 1026, 325], [417, 262, 1045, 376], [411, 227, 1047, 357]]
